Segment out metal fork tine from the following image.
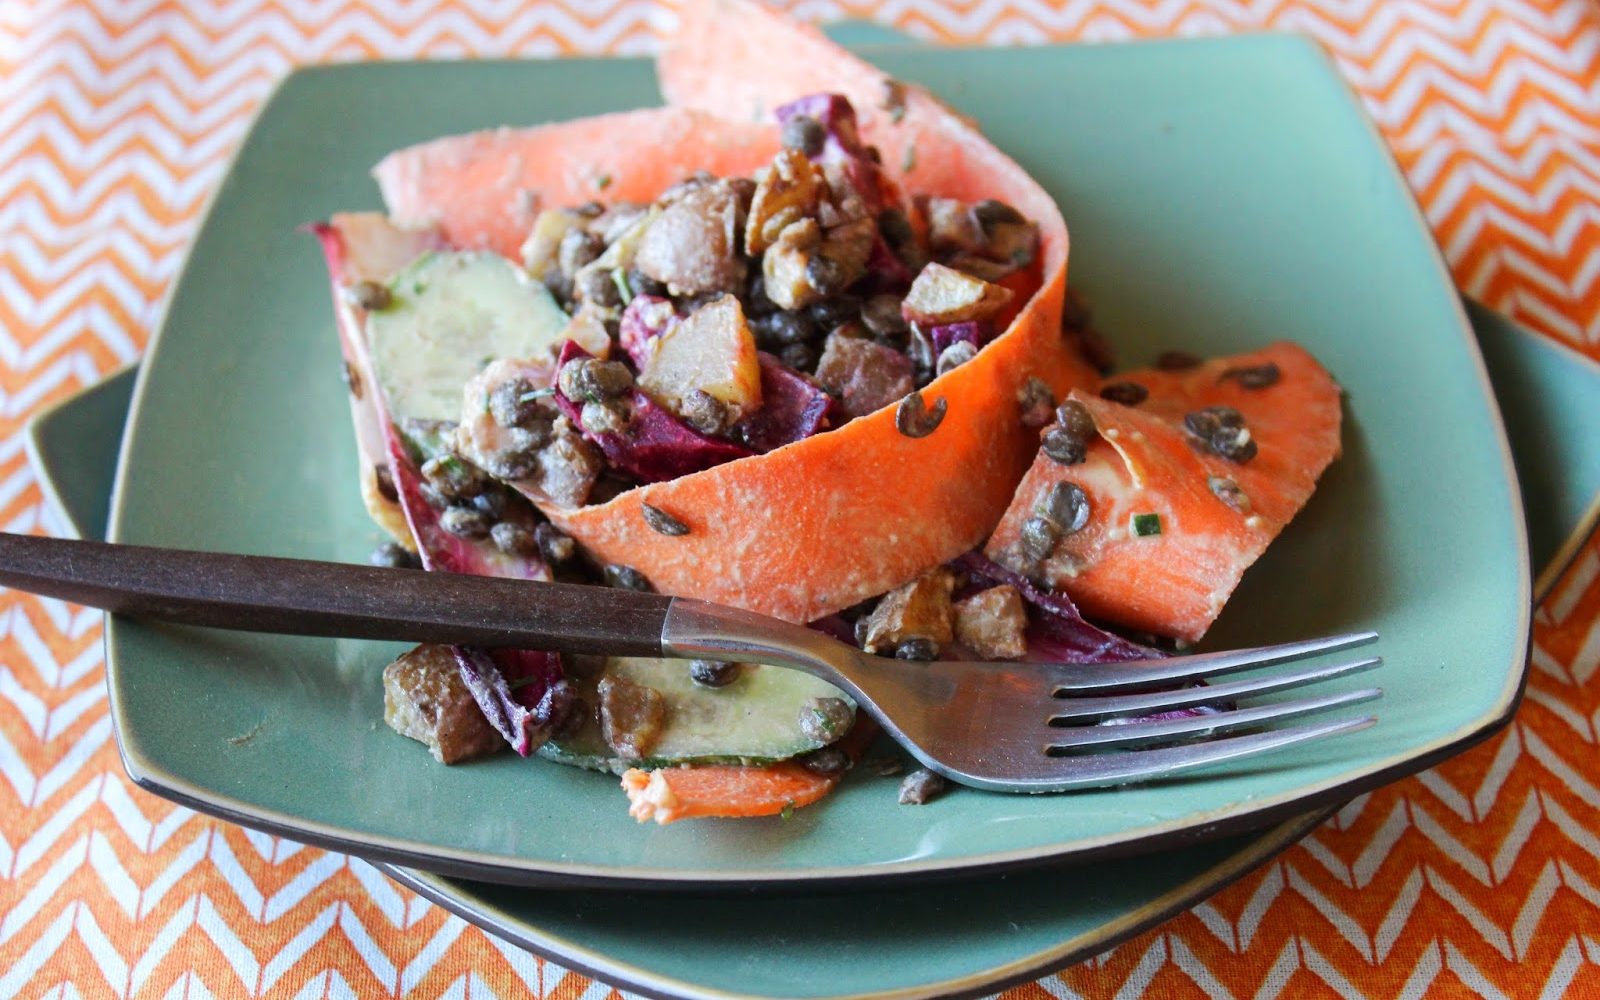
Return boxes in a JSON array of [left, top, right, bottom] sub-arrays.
[[1031, 715, 1378, 790], [1046, 687, 1383, 751], [1050, 655, 1381, 724], [1046, 630, 1379, 694]]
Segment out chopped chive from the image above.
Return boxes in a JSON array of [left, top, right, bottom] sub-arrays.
[[1131, 512, 1162, 537], [594, 171, 613, 190], [611, 268, 634, 304], [780, 800, 797, 820], [518, 387, 556, 403]]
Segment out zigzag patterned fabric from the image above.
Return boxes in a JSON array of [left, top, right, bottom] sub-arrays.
[[1, 0, 1598, 997]]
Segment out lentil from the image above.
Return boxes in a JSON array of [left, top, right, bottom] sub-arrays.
[[1019, 515, 1061, 562], [488, 376, 545, 428], [861, 294, 908, 340], [1184, 406, 1257, 463], [1039, 481, 1091, 533], [798, 696, 853, 743], [778, 341, 819, 373], [641, 503, 690, 536], [1220, 362, 1281, 389], [344, 279, 391, 311], [560, 358, 634, 402], [781, 114, 826, 157], [604, 564, 654, 592], [895, 637, 939, 661], [628, 268, 667, 298], [689, 659, 741, 688], [489, 521, 539, 557], [1055, 399, 1096, 439], [752, 309, 815, 347], [470, 488, 507, 519], [420, 454, 486, 500], [440, 505, 491, 539], [543, 270, 574, 305], [1208, 475, 1252, 513], [535, 523, 576, 564], [898, 768, 947, 805], [580, 400, 630, 436], [1016, 377, 1056, 428], [936, 340, 978, 375], [1099, 381, 1149, 406], [369, 541, 419, 569], [878, 208, 915, 250], [574, 266, 622, 307], [681, 390, 731, 435], [800, 746, 851, 775], [1155, 350, 1203, 371], [557, 228, 604, 276], [895, 390, 947, 437], [814, 297, 866, 333], [1040, 426, 1088, 465]]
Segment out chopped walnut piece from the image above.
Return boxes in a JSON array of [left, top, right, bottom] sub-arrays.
[[763, 217, 825, 310], [598, 674, 667, 759], [953, 585, 1029, 660], [858, 568, 956, 655], [383, 644, 501, 764], [746, 149, 826, 256]]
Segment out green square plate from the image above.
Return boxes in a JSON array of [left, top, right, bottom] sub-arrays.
[[104, 32, 1529, 889]]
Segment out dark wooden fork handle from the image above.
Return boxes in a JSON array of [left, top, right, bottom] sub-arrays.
[[0, 532, 674, 656]]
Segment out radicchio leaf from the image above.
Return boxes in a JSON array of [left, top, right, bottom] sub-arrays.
[[953, 551, 1157, 664], [555, 341, 752, 482], [927, 321, 989, 356], [380, 424, 570, 755], [735, 353, 833, 452], [618, 294, 677, 370]]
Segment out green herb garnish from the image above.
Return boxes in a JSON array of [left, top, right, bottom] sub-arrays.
[[1131, 513, 1162, 537], [611, 268, 634, 304]]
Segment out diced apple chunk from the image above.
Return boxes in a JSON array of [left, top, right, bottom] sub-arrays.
[[902, 262, 1013, 325], [763, 218, 824, 311], [383, 644, 502, 764], [519, 208, 582, 279], [954, 586, 1028, 660], [639, 295, 763, 422], [858, 568, 956, 655], [561, 302, 613, 359]]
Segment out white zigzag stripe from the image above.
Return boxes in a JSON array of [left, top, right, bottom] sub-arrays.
[[261, 902, 339, 994]]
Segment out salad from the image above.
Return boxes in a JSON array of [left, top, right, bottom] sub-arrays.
[[313, 0, 1343, 824]]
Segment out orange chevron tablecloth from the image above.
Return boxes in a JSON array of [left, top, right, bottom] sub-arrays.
[[3, 1, 1600, 997]]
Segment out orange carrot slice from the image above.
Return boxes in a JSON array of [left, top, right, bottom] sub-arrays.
[[374, 108, 781, 259], [622, 761, 837, 824], [621, 719, 880, 824], [985, 342, 1343, 642], [366, 1, 1097, 624]]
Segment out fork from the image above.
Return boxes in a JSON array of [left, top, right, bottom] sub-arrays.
[[0, 532, 1381, 793]]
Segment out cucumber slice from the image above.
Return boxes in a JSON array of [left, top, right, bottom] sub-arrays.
[[539, 656, 854, 774], [366, 251, 569, 423]]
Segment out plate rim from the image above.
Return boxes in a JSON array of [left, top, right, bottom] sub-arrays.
[[99, 32, 1532, 889], [377, 810, 1330, 1000]]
